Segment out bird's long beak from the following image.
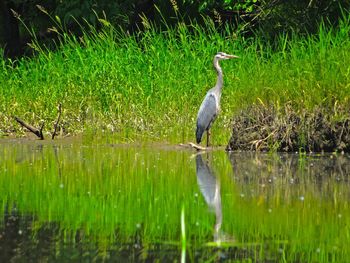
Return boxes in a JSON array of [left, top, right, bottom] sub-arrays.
[[227, 54, 239, 59]]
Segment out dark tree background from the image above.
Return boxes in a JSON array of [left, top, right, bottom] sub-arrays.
[[1, 0, 349, 58]]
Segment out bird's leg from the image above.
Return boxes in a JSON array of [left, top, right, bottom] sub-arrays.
[[207, 129, 211, 147]]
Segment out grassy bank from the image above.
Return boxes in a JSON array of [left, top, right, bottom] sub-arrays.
[[0, 15, 350, 145]]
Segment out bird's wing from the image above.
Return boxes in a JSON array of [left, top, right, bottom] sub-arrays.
[[197, 93, 218, 131]]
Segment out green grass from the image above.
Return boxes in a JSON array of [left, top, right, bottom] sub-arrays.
[[0, 142, 350, 261], [0, 14, 350, 145]]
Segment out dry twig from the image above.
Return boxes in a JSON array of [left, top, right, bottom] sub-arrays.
[[52, 103, 62, 139], [14, 116, 44, 140]]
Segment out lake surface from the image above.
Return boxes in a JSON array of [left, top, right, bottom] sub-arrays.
[[0, 138, 349, 262]]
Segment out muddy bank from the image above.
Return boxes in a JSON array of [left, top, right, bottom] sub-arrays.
[[227, 104, 350, 152]]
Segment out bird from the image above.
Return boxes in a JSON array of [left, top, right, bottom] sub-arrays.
[[196, 52, 238, 147]]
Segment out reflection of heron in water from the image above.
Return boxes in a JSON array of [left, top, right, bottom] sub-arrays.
[[195, 154, 222, 242]]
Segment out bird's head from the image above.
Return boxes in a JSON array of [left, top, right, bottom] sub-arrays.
[[215, 52, 239, 60]]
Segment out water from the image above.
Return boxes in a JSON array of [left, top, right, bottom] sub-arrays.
[[0, 138, 349, 262]]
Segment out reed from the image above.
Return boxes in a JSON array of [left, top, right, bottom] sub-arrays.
[[0, 14, 349, 146]]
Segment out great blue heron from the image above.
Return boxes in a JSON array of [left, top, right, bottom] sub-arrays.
[[196, 52, 238, 147]]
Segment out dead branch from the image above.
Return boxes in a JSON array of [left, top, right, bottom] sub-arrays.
[[52, 103, 62, 139], [14, 116, 44, 140], [179, 142, 208, 151]]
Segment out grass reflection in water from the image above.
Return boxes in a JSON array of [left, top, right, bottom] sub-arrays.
[[0, 139, 349, 262]]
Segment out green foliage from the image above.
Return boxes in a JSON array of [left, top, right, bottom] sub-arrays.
[[0, 14, 349, 143], [1, 0, 348, 59], [53, 0, 136, 26], [4, 0, 138, 27], [256, 0, 350, 37], [3, 0, 350, 40]]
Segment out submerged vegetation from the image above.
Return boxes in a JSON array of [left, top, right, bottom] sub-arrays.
[[0, 12, 350, 147]]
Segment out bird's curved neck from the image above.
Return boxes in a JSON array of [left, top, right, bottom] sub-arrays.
[[213, 58, 223, 91]]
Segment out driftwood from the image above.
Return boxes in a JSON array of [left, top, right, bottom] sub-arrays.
[[14, 103, 63, 140], [14, 116, 44, 140], [52, 103, 62, 139], [179, 142, 208, 151]]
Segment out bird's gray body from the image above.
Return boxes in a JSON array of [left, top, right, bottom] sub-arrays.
[[196, 52, 238, 145], [196, 89, 220, 144]]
